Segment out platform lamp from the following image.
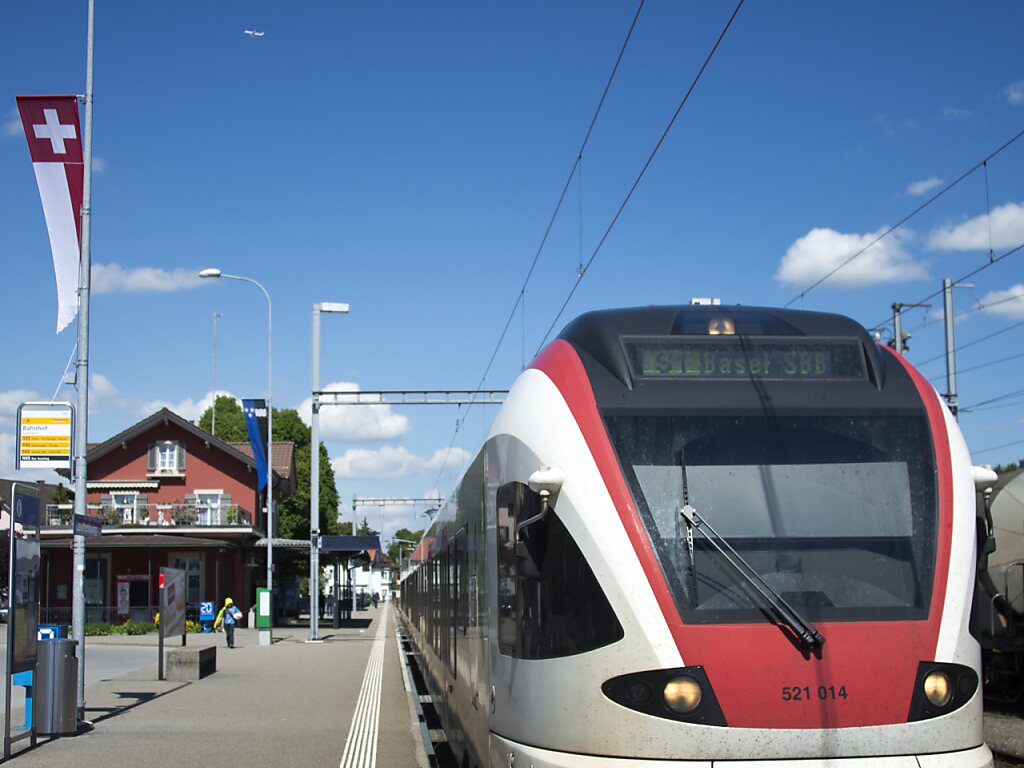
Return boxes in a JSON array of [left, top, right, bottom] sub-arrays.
[[199, 267, 274, 646], [309, 301, 349, 642]]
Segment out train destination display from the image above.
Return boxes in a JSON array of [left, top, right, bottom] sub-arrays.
[[625, 337, 866, 380]]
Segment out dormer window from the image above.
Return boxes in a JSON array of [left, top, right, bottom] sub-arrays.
[[148, 441, 186, 475]]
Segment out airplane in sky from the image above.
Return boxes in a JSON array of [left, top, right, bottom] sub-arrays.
[[243, 30, 265, 37]]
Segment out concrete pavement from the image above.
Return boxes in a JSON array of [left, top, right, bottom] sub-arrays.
[[4, 602, 426, 767]]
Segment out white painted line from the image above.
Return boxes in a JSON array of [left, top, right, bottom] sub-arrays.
[[339, 603, 389, 768]]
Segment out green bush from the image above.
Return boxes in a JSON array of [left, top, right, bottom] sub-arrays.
[[76, 618, 200, 636], [111, 620, 156, 635]]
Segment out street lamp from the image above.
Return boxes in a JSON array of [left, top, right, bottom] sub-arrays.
[[392, 537, 418, 580], [199, 267, 274, 646], [309, 301, 349, 642]]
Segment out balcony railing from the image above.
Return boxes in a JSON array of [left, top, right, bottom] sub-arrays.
[[44, 503, 255, 529]]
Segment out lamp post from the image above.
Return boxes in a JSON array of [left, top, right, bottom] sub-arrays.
[[199, 268, 274, 645], [309, 301, 349, 642], [211, 311, 222, 436], [392, 537, 417, 581]]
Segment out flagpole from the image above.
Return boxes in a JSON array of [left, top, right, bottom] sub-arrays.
[[71, 0, 95, 724]]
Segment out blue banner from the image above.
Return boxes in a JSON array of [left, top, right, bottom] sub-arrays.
[[242, 399, 269, 491]]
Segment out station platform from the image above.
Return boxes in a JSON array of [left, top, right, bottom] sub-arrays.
[[5, 603, 427, 767]]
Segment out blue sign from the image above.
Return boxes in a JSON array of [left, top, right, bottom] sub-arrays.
[[13, 489, 39, 529], [38, 624, 61, 640], [199, 601, 215, 621], [73, 513, 102, 538]]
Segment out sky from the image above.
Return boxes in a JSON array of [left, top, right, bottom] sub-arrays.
[[2, 1, 1024, 546]]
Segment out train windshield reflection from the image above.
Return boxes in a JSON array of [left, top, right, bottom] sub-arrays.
[[606, 413, 938, 624]]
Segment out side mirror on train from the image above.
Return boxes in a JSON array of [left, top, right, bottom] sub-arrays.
[[516, 541, 540, 579], [971, 465, 998, 492], [529, 466, 566, 499]]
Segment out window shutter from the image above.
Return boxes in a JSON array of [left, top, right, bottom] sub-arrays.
[[220, 493, 232, 508], [184, 493, 196, 506], [100, 494, 113, 513], [137, 494, 148, 518], [147, 444, 157, 471], [177, 443, 186, 472]]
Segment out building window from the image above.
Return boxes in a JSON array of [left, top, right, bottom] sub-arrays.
[[148, 441, 186, 475], [170, 553, 202, 606], [195, 491, 223, 525], [113, 492, 137, 524]]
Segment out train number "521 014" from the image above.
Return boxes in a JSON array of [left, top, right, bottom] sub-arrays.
[[781, 685, 848, 701]]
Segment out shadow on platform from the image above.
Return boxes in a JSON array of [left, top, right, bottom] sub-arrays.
[[86, 684, 189, 725]]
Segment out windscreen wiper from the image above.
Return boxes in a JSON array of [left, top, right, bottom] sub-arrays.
[[679, 504, 826, 652]]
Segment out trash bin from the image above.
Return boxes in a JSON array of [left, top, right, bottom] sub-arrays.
[[35, 638, 78, 736]]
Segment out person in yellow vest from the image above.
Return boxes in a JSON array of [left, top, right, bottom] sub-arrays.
[[213, 597, 243, 648]]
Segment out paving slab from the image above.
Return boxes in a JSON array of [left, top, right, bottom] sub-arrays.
[[4, 604, 426, 768]]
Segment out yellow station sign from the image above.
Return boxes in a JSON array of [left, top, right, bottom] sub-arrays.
[[16, 402, 74, 471]]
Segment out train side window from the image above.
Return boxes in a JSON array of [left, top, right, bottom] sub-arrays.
[[496, 481, 623, 659]]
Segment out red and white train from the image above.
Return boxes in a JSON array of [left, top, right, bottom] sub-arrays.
[[399, 305, 992, 767]]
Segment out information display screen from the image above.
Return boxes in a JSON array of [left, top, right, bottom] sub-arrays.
[[624, 337, 866, 381]]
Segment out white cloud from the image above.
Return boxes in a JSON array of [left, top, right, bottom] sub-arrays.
[[134, 390, 239, 423], [91, 156, 106, 173], [1005, 80, 1024, 106], [332, 446, 471, 479], [90, 372, 118, 400], [907, 177, 942, 196], [2, 109, 20, 137], [927, 202, 1024, 251], [296, 382, 410, 441], [977, 284, 1024, 319], [775, 227, 927, 287], [86, 372, 233, 423], [91, 263, 205, 295], [0, 389, 40, 421], [942, 107, 973, 120]]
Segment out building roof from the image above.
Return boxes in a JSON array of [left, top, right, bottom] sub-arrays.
[[228, 441, 295, 483], [86, 407, 293, 488]]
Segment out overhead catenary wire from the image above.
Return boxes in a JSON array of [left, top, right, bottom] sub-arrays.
[[868, 241, 1024, 333], [961, 398, 1024, 414], [787, 126, 1024, 308], [971, 438, 1024, 457], [959, 386, 1024, 413], [472, 0, 646, 396], [916, 287, 1024, 335], [429, 1, 647, 496], [537, 0, 746, 353], [927, 348, 1024, 384], [915, 316, 1024, 368]]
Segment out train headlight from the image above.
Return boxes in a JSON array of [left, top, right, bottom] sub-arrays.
[[923, 670, 951, 707], [604, 667, 725, 725], [663, 676, 702, 714], [907, 662, 978, 722]]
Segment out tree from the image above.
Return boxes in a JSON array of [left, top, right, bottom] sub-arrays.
[[198, 395, 247, 440], [52, 483, 72, 505], [386, 527, 424, 562], [196, 401, 343, 543]]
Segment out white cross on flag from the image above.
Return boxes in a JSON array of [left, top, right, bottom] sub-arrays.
[[17, 95, 84, 333]]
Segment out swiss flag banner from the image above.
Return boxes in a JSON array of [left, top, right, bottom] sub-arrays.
[[17, 95, 84, 334]]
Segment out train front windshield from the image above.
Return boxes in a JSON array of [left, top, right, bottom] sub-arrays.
[[606, 413, 938, 624]]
